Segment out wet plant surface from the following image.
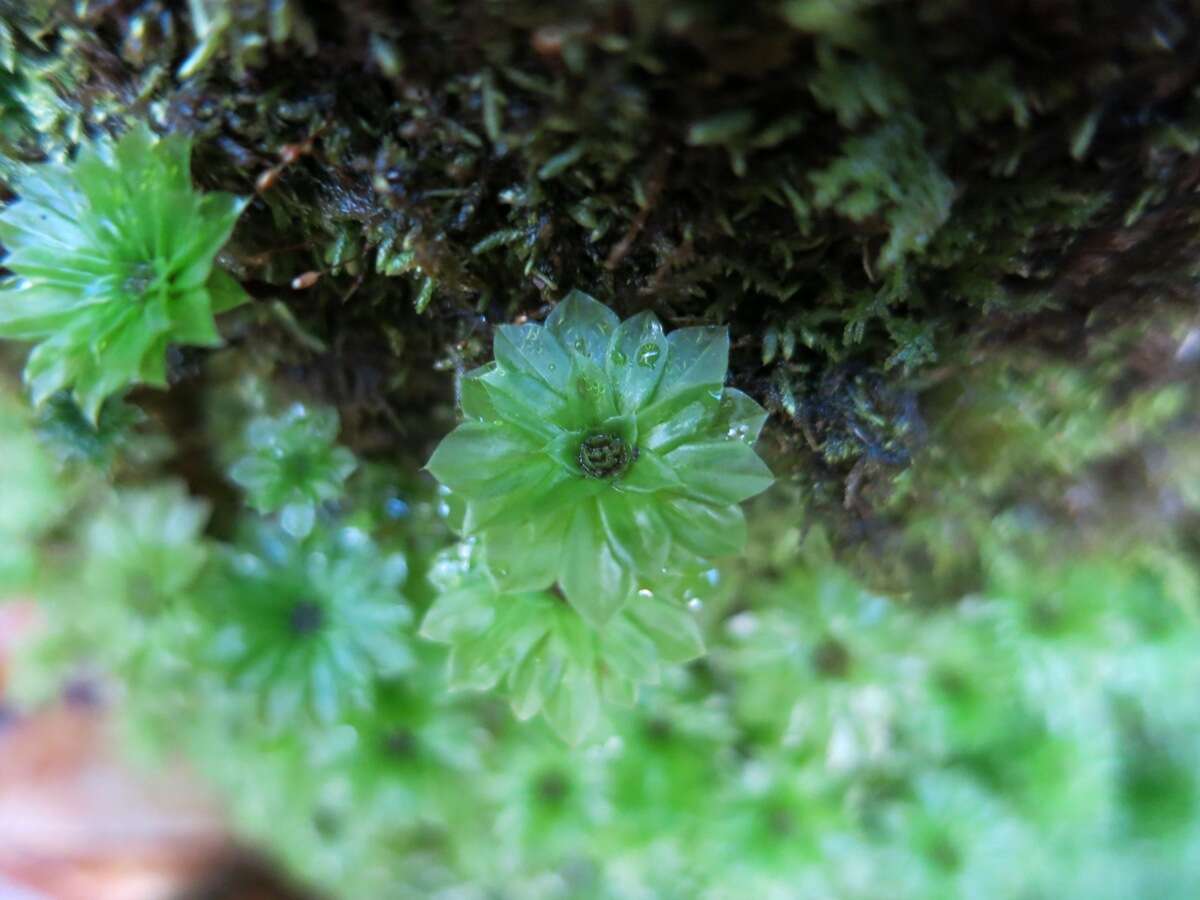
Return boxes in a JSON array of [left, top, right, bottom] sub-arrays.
[[4, 2, 1200, 898]]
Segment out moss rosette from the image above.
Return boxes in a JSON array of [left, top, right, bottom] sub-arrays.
[[427, 290, 773, 626], [228, 402, 358, 539], [0, 123, 248, 420]]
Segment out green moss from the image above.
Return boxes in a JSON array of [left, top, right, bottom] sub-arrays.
[[3, 1, 1191, 523], [3, 8, 1200, 892]]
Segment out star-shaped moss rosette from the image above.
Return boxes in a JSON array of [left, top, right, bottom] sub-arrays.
[[314, 669, 488, 825], [228, 402, 358, 538], [426, 290, 774, 626], [75, 484, 210, 684], [0, 123, 249, 421], [7, 482, 212, 708], [203, 524, 412, 728], [421, 546, 705, 744]]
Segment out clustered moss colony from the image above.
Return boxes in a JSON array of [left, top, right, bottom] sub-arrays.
[[3, 0, 1199, 541], [421, 292, 772, 740], [4, 2, 1200, 896]]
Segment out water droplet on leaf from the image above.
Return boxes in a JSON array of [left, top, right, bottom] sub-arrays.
[[636, 343, 661, 368]]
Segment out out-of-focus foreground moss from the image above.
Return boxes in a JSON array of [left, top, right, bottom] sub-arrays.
[[4, 323, 1200, 897]]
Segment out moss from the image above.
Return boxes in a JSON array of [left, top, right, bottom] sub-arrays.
[[4, 0, 1200, 534]]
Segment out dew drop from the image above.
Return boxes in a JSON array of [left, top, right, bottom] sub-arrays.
[[384, 496, 409, 519], [687, 597, 704, 612], [610, 348, 628, 366], [573, 337, 588, 353], [637, 588, 654, 599], [727, 612, 758, 638], [340, 526, 369, 547], [636, 342, 661, 368]]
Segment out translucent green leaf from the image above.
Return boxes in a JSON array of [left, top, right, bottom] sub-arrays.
[[542, 615, 601, 744], [25, 340, 76, 407], [460, 363, 499, 421], [664, 440, 774, 505], [545, 289, 620, 366], [494, 323, 571, 392], [425, 422, 542, 495], [567, 352, 619, 424], [462, 464, 581, 532], [598, 491, 670, 574], [560, 502, 634, 626], [172, 194, 249, 287], [113, 121, 157, 179], [616, 447, 684, 494], [447, 633, 510, 691], [658, 498, 748, 558], [601, 614, 663, 684], [478, 365, 575, 438], [138, 335, 171, 387], [628, 594, 705, 664], [601, 673, 637, 707], [169, 288, 222, 346], [639, 395, 719, 453], [713, 388, 769, 445], [0, 283, 91, 340], [483, 505, 571, 592], [650, 326, 729, 406], [607, 310, 668, 413], [280, 501, 316, 539], [447, 590, 549, 691], [420, 581, 497, 643], [507, 632, 556, 720], [206, 267, 250, 314], [228, 402, 357, 520]]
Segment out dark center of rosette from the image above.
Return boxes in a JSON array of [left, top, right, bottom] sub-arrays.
[[123, 261, 159, 297], [577, 432, 635, 479], [288, 598, 326, 635]]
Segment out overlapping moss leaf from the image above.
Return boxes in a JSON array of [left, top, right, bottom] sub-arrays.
[[0, 123, 249, 420], [421, 545, 705, 744]]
